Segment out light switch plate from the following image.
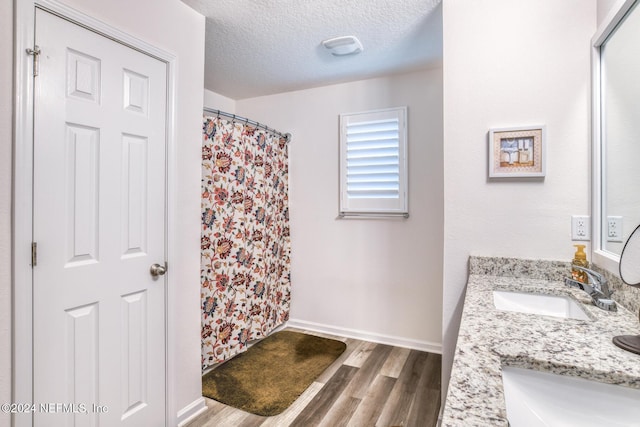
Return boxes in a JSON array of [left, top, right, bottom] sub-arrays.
[[571, 215, 590, 241]]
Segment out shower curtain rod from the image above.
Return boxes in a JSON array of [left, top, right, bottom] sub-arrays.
[[203, 107, 291, 142]]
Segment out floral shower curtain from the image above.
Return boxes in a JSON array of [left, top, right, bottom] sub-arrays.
[[200, 114, 291, 368]]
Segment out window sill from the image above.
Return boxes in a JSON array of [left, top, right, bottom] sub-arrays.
[[337, 212, 409, 219]]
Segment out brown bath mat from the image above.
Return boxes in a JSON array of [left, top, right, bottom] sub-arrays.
[[201, 330, 346, 416]]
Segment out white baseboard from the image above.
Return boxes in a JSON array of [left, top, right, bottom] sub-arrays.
[[286, 319, 442, 354], [176, 397, 207, 427]]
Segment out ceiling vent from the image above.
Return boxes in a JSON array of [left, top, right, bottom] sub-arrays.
[[321, 36, 363, 56]]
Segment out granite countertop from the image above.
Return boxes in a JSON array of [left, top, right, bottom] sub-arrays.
[[441, 257, 640, 426]]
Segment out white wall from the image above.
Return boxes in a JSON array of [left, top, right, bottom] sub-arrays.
[[442, 0, 596, 398], [236, 69, 444, 350], [10, 0, 206, 423], [0, 1, 13, 425], [204, 88, 236, 113], [598, 0, 626, 25]]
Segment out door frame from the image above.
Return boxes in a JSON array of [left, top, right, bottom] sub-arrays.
[[13, 0, 178, 425]]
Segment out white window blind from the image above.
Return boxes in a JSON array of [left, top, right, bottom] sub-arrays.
[[339, 107, 408, 217]]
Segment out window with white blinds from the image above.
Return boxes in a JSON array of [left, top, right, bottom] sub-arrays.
[[339, 107, 408, 217]]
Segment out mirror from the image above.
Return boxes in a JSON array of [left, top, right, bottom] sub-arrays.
[[619, 224, 640, 287], [598, 0, 640, 258], [613, 224, 640, 355]]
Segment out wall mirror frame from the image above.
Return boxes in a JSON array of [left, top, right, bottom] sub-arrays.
[[592, 0, 640, 275]]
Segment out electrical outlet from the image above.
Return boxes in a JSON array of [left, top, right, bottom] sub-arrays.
[[607, 216, 623, 242], [571, 215, 590, 241]]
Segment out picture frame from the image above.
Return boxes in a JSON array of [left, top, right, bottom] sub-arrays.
[[489, 125, 546, 178]]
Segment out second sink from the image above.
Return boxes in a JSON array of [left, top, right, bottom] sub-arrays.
[[493, 290, 590, 320], [502, 366, 640, 426]]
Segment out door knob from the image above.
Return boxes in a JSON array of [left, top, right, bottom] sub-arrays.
[[150, 263, 167, 277]]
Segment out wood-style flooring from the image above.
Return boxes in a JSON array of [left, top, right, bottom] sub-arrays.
[[187, 328, 442, 427]]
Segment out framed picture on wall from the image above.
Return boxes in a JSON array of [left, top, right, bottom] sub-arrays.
[[488, 125, 546, 178]]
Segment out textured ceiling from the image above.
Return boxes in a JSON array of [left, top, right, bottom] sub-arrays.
[[182, 0, 443, 100]]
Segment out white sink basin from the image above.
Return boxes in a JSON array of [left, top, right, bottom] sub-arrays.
[[493, 290, 590, 320], [502, 366, 640, 426]]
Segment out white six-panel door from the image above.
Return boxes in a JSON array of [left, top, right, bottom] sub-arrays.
[[33, 9, 167, 426]]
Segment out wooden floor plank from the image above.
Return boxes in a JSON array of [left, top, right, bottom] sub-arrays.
[[375, 350, 429, 427], [343, 340, 377, 368], [289, 364, 359, 427], [346, 374, 397, 427], [316, 395, 361, 427], [407, 388, 441, 427], [316, 345, 394, 427], [236, 415, 268, 427], [198, 405, 256, 427], [343, 343, 393, 399], [379, 346, 411, 378], [184, 399, 226, 427], [423, 353, 442, 390], [405, 353, 442, 427]]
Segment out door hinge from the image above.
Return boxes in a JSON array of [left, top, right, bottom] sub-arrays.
[[26, 45, 41, 77], [31, 242, 37, 267]]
